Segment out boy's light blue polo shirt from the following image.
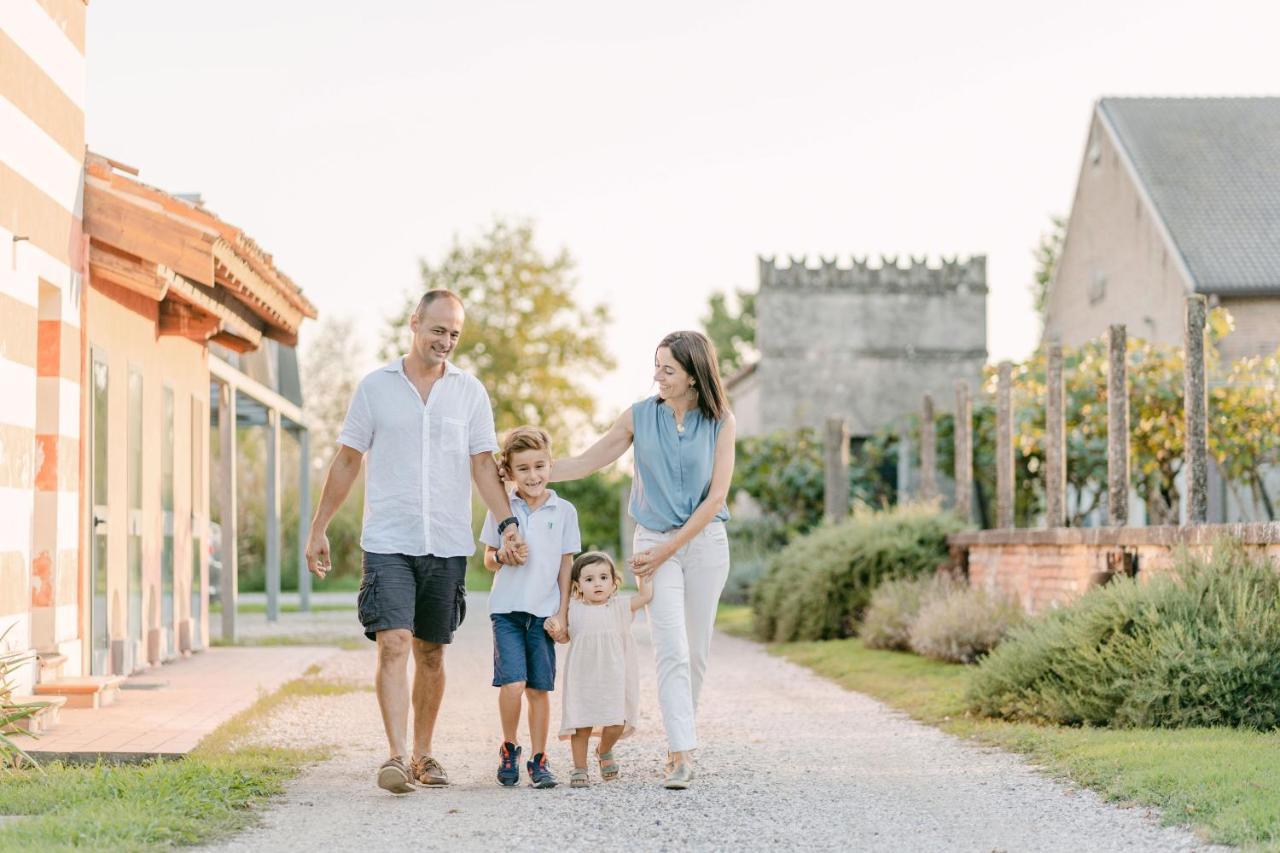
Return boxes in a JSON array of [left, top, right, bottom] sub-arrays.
[[480, 489, 581, 617]]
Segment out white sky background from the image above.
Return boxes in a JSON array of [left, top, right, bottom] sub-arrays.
[[86, 0, 1280, 443]]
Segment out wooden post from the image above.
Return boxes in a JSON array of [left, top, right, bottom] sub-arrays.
[[1045, 341, 1067, 527], [996, 361, 1014, 528], [265, 409, 281, 623], [953, 380, 973, 523], [296, 428, 312, 612], [897, 422, 912, 503], [1184, 295, 1209, 523], [1107, 325, 1129, 526], [825, 417, 850, 522], [920, 394, 937, 501], [218, 382, 238, 644]]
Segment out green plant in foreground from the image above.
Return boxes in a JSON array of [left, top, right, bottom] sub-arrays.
[[0, 625, 40, 773], [968, 541, 1280, 729]]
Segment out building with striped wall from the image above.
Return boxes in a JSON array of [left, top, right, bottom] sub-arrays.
[[2, 1, 316, 714], [0, 0, 88, 695]]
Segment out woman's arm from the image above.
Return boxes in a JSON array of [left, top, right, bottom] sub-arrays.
[[629, 413, 736, 578], [550, 408, 635, 482]]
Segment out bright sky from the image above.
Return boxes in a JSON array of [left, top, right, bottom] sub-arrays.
[[85, 0, 1280, 425]]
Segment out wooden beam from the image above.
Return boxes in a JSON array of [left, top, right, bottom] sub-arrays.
[[158, 300, 220, 343], [84, 177, 217, 286], [88, 242, 169, 302]]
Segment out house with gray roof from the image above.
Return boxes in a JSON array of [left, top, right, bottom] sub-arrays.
[[1045, 97, 1280, 362], [1045, 97, 1280, 523]]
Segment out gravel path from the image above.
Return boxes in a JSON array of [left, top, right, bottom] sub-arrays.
[[208, 594, 1215, 852]]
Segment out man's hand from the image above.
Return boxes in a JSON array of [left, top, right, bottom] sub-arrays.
[[305, 528, 331, 579], [500, 524, 528, 566]]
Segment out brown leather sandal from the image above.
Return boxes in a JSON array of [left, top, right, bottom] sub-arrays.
[[377, 756, 414, 794]]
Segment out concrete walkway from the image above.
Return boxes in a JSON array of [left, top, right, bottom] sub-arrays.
[[15, 646, 334, 761], [206, 594, 1215, 852]]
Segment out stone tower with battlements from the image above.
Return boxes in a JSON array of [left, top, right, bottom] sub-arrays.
[[735, 254, 988, 438]]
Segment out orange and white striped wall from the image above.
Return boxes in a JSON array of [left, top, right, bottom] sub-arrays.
[[1, 0, 88, 691]]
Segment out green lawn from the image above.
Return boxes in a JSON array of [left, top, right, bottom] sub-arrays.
[[716, 603, 1280, 849], [0, 674, 366, 851]]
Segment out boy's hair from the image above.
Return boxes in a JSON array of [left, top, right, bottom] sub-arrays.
[[570, 551, 622, 595], [497, 426, 552, 477]]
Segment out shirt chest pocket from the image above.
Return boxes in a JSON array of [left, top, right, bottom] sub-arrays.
[[439, 416, 468, 454]]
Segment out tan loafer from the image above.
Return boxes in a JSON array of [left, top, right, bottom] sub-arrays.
[[377, 756, 414, 794], [663, 758, 693, 790], [410, 754, 449, 787]]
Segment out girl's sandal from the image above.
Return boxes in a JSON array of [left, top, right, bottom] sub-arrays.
[[569, 768, 590, 788], [596, 748, 620, 781]]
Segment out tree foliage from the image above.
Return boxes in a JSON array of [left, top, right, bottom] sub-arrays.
[[701, 288, 756, 378], [1030, 214, 1066, 328], [381, 218, 614, 438]]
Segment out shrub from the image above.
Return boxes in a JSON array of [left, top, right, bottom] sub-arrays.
[[967, 542, 1280, 729], [908, 584, 1024, 663], [721, 517, 790, 605], [751, 504, 967, 642], [860, 573, 961, 651]]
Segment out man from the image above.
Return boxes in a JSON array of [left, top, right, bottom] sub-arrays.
[[305, 289, 526, 794]]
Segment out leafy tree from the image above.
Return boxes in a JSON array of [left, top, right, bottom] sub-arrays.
[[302, 315, 364, 469], [554, 473, 630, 557], [381, 218, 614, 438], [701, 288, 756, 377], [1030, 215, 1066, 329]]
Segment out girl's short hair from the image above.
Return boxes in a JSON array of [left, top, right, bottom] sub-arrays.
[[657, 330, 729, 421], [570, 551, 622, 592], [498, 426, 552, 476]]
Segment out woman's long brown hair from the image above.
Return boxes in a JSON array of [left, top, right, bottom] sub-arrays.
[[657, 330, 729, 421]]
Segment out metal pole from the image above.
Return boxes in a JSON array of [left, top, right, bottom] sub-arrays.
[[219, 382, 239, 643], [297, 428, 312, 611], [265, 409, 282, 622]]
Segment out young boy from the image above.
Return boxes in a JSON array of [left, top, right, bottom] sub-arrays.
[[480, 426, 580, 789]]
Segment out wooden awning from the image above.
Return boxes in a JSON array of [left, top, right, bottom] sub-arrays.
[[83, 152, 317, 351]]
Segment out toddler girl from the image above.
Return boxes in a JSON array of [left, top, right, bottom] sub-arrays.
[[557, 551, 652, 787]]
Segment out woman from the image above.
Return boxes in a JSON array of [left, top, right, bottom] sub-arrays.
[[551, 330, 734, 789]]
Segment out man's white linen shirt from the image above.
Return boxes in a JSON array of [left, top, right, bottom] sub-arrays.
[[338, 358, 498, 557], [480, 490, 581, 617]]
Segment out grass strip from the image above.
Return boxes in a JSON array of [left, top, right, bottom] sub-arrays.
[[716, 603, 1280, 849], [0, 676, 365, 851], [211, 634, 367, 651], [210, 601, 355, 615]]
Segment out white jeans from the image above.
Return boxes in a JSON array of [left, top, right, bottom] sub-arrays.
[[635, 521, 731, 753]]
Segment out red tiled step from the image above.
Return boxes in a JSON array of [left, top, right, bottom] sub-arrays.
[[33, 675, 125, 709]]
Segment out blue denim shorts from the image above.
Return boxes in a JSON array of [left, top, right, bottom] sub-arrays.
[[491, 612, 556, 691]]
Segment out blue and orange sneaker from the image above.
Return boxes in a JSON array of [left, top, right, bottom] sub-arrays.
[[497, 742, 521, 787], [527, 752, 557, 789]]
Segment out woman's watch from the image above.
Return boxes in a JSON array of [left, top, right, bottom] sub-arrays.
[[497, 516, 519, 536]]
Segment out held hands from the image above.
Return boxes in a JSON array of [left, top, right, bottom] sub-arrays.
[[305, 528, 331, 579], [544, 611, 569, 644], [497, 524, 528, 567], [628, 544, 672, 579]]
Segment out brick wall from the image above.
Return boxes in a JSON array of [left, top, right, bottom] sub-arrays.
[[954, 523, 1280, 614]]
